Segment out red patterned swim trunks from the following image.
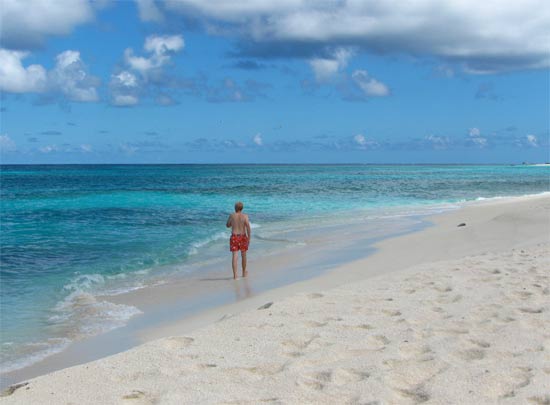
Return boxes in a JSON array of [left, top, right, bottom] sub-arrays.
[[230, 234, 249, 252]]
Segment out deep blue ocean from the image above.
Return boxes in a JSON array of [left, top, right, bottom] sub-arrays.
[[1, 164, 548, 373]]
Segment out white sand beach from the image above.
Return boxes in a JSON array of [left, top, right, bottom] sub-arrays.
[[1, 195, 549, 404]]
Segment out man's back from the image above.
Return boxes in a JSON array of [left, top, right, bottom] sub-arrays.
[[228, 212, 249, 235]]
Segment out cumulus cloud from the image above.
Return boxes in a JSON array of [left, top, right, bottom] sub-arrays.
[[471, 137, 488, 147], [253, 133, 263, 146], [135, 0, 163, 22], [424, 135, 451, 150], [49, 50, 100, 101], [124, 35, 184, 77], [469, 127, 481, 137], [39, 144, 60, 153], [0, 0, 94, 49], [351, 70, 389, 97], [165, 0, 550, 73], [466, 127, 488, 148], [109, 71, 140, 106], [0, 50, 47, 93], [0, 48, 99, 102], [0, 135, 17, 152], [351, 134, 378, 150], [526, 134, 538, 147], [353, 134, 367, 146], [110, 35, 184, 106], [309, 47, 353, 82]]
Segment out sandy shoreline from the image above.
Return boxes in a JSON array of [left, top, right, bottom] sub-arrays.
[[1, 194, 549, 403]]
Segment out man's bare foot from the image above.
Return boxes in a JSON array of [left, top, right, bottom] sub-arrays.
[[242, 271, 248, 277]]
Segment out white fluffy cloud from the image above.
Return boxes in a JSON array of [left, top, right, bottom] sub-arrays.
[[352, 134, 379, 149], [110, 35, 184, 106], [351, 70, 389, 97], [425, 135, 450, 150], [526, 134, 538, 147], [50, 51, 100, 102], [469, 127, 481, 137], [165, 0, 550, 73], [0, 0, 94, 49], [0, 135, 17, 152], [253, 133, 263, 146], [124, 35, 184, 76], [467, 127, 487, 148], [0, 50, 47, 93], [109, 71, 140, 106], [39, 144, 60, 153], [0, 49, 99, 102], [309, 48, 352, 82], [353, 134, 367, 146]]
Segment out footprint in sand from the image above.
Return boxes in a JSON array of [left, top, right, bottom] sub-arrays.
[[382, 309, 402, 317], [196, 363, 217, 369], [528, 395, 550, 405], [352, 323, 375, 330], [498, 367, 533, 399], [518, 307, 544, 314], [363, 335, 390, 351], [398, 344, 434, 362], [396, 385, 430, 403], [282, 335, 319, 351], [456, 348, 485, 361], [434, 285, 453, 293], [297, 370, 333, 391], [122, 390, 156, 404], [468, 338, 491, 348], [162, 336, 194, 350], [304, 320, 328, 328], [239, 363, 286, 377], [298, 368, 370, 390]]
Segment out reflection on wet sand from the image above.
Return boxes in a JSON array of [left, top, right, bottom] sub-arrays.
[[233, 277, 252, 301]]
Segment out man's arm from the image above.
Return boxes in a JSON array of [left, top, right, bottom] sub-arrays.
[[226, 214, 233, 228], [245, 215, 251, 239]]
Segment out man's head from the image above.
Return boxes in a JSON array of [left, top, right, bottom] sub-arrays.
[[234, 201, 244, 212]]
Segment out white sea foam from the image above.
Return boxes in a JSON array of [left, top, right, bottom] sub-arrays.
[[188, 231, 229, 255], [1, 274, 146, 374], [0, 338, 72, 374], [473, 191, 550, 203], [2, 294, 142, 373], [63, 273, 105, 292]]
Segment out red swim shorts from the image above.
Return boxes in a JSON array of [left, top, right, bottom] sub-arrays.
[[230, 234, 249, 252]]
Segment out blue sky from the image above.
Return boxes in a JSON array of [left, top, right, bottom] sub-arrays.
[[0, 0, 548, 164]]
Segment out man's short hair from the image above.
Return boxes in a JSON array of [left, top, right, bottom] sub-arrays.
[[235, 201, 244, 212]]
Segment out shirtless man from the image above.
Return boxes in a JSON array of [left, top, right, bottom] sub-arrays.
[[226, 201, 251, 279]]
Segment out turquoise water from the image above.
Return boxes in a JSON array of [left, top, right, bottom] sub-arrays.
[[1, 164, 548, 372]]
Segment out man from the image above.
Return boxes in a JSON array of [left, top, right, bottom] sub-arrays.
[[226, 201, 251, 279]]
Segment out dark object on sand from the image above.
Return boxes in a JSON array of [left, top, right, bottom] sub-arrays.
[[1, 382, 29, 397], [457, 223, 466, 227], [258, 302, 273, 310]]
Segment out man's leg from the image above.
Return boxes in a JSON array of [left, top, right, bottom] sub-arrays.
[[241, 250, 247, 277], [232, 251, 238, 279]]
